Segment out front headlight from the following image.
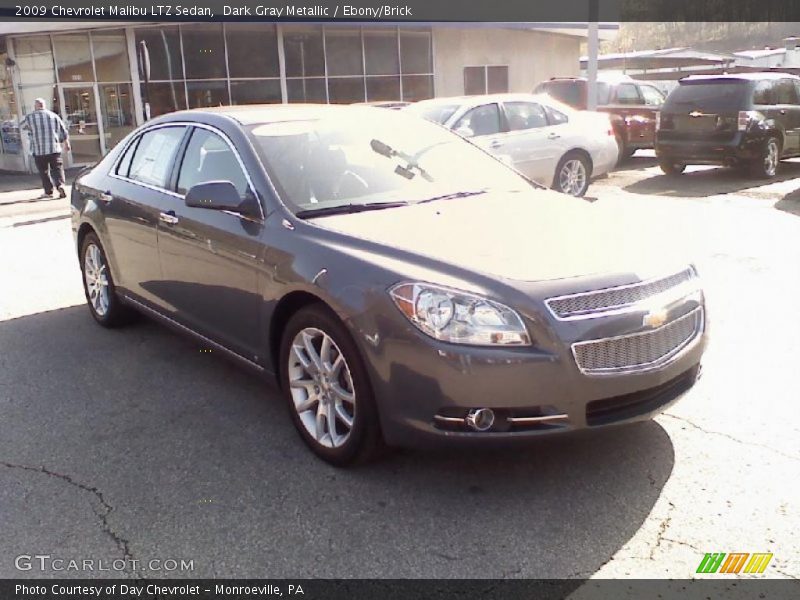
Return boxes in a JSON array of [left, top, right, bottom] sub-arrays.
[[389, 282, 531, 346]]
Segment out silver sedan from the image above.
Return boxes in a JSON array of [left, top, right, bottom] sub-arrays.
[[404, 93, 619, 197]]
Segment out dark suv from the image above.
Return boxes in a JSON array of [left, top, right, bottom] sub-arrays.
[[534, 77, 666, 161], [656, 73, 800, 178]]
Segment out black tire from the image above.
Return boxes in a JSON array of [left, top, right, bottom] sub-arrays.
[[80, 232, 136, 327], [552, 152, 591, 197], [279, 304, 385, 466], [750, 136, 780, 179], [658, 159, 686, 176]]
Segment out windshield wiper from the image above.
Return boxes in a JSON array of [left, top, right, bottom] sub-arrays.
[[370, 139, 435, 182], [416, 189, 489, 205], [295, 201, 409, 219]]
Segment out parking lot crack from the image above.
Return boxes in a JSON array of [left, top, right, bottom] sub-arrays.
[[649, 501, 676, 561], [662, 414, 800, 462], [1, 461, 136, 575]]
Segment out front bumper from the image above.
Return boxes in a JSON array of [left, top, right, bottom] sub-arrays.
[[352, 284, 707, 448]]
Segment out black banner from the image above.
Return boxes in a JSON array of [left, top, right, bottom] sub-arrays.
[[1, 0, 800, 22], [2, 580, 800, 600]]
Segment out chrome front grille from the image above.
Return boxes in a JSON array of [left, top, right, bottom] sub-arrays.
[[573, 308, 703, 375], [547, 268, 697, 319]]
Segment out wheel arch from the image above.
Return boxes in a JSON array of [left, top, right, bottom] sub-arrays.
[[268, 290, 336, 383]]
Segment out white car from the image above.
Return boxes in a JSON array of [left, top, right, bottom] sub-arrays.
[[403, 93, 619, 196]]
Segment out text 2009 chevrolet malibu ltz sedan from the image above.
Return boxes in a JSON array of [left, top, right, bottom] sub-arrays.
[[71, 104, 707, 465]]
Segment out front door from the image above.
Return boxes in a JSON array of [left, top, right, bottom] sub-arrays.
[[155, 126, 265, 361], [59, 84, 105, 165]]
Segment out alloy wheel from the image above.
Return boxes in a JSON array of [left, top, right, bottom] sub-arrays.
[[558, 159, 587, 196], [83, 243, 110, 317], [287, 327, 356, 449], [764, 139, 779, 177]]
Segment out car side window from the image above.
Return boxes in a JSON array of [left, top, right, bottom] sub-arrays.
[[753, 80, 775, 105], [115, 137, 139, 178], [640, 84, 665, 106], [774, 79, 798, 104], [454, 104, 502, 136], [545, 105, 569, 125], [177, 128, 250, 199], [615, 83, 641, 105], [504, 102, 548, 131], [128, 127, 186, 188]]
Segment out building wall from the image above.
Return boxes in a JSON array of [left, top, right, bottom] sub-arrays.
[[433, 28, 580, 97]]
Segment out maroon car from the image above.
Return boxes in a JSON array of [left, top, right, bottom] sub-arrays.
[[534, 76, 666, 162]]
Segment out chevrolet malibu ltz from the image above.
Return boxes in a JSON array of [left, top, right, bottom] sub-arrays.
[[71, 105, 707, 465]]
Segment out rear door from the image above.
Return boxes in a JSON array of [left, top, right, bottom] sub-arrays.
[[499, 100, 563, 183], [103, 125, 188, 305], [155, 125, 265, 360], [773, 79, 800, 155], [451, 102, 510, 164]]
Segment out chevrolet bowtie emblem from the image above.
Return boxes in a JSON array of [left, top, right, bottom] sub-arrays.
[[643, 308, 669, 329], [689, 111, 704, 118]]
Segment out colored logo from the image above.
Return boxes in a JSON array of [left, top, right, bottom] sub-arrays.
[[696, 553, 773, 574]]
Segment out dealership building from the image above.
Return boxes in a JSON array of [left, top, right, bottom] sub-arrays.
[[0, 21, 616, 172]]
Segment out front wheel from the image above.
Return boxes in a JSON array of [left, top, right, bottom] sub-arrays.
[[279, 305, 384, 466], [553, 153, 591, 197], [658, 159, 686, 176], [750, 137, 780, 179]]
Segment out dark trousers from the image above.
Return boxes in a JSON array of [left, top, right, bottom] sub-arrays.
[[34, 152, 65, 195]]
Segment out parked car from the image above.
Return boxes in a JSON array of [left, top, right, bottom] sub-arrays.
[[357, 101, 410, 110], [403, 93, 618, 197], [534, 76, 666, 162], [656, 73, 800, 177], [72, 104, 706, 465]]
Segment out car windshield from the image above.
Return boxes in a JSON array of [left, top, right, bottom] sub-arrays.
[[665, 81, 751, 111], [249, 109, 531, 215], [401, 102, 460, 124]]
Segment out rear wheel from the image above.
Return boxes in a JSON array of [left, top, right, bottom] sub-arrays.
[[750, 137, 780, 178], [279, 304, 384, 466], [80, 233, 136, 327], [553, 152, 591, 197], [658, 159, 686, 176]]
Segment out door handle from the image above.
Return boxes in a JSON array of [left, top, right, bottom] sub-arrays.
[[159, 211, 179, 225], [490, 140, 503, 148], [780, 109, 787, 115], [99, 191, 113, 204], [547, 133, 561, 140]]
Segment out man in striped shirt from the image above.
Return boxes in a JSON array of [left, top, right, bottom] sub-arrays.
[[21, 98, 71, 199]]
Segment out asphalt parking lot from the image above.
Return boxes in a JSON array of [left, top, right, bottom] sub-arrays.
[[1, 154, 799, 582]]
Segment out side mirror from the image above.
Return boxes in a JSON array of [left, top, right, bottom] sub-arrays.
[[185, 181, 248, 213], [455, 125, 475, 138]]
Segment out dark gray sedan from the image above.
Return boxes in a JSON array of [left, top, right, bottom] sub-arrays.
[[71, 104, 707, 465]]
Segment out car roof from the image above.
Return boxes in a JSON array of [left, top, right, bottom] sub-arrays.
[[681, 72, 800, 83], [409, 92, 559, 108], [164, 103, 373, 126], [541, 74, 634, 84]]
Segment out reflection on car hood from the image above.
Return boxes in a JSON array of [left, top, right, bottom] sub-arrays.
[[309, 190, 687, 282]]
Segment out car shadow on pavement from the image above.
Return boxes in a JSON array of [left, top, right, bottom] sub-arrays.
[[615, 153, 658, 171], [623, 160, 800, 198], [0, 306, 675, 579], [775, 188, 800, 217]]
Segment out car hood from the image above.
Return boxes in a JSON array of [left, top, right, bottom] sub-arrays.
[[309, 190, 687, 282]]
